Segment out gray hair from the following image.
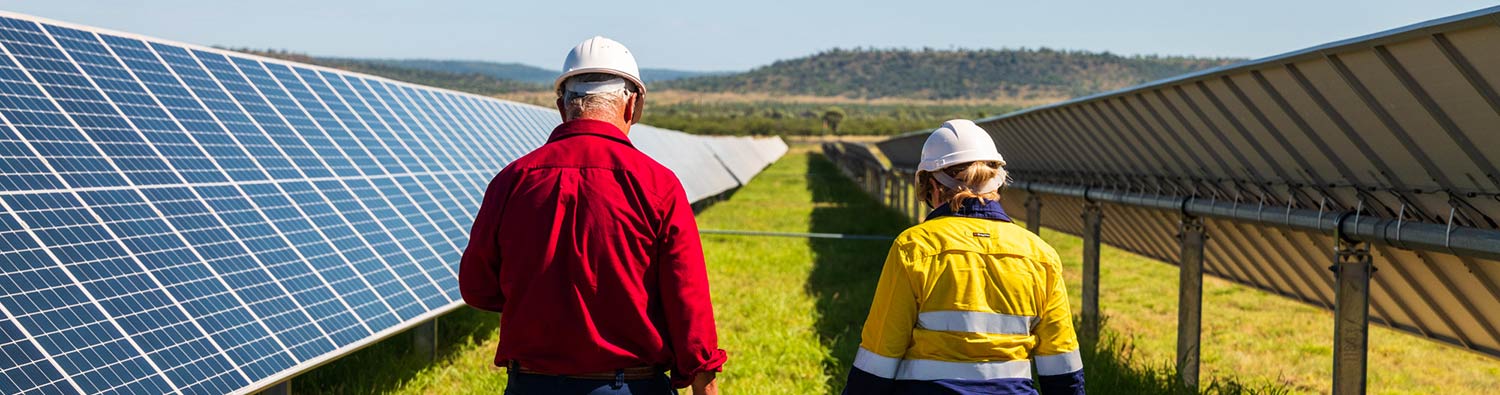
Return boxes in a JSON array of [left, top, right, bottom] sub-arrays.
[[560, 73, 635, 119]]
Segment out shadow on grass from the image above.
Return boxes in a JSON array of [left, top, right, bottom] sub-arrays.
[[803, 152, 915, 394], [802, 151, 1286, 395], [292, 306, 498, 394]]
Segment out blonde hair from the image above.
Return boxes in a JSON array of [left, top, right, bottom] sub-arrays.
[[918, 160, 1009, 209]]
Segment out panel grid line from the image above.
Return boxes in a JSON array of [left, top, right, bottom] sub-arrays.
[[141, 42, 432, 331], [0, 27, 187, 394], [41, 25, 273, 391], [345, 76, 483, 209], [212, 55, 450, 310], [0, 264, 85, 394], [289, 69, 472, 257], [135, 38, 340, 371], [315, 72, 475, 215], [244, 59, 462, 285], [171, 49, 401, 353]]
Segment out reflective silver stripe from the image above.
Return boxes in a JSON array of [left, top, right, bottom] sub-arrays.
[[896, 358, 1033, 381], [1035, 350, 1084, 376], [917, 310, 1035, 335], [853, 347, 901, 379]]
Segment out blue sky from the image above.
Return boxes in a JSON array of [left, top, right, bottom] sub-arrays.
[[2, 1, 1496, 71]]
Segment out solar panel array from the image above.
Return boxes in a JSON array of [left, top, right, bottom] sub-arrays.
[[631, 127, 788, 202], [0, 11, 785, 395], [870, 6, 1500, 359]]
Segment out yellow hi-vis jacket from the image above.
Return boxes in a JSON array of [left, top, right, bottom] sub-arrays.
[[846, 201, 1083, 394]]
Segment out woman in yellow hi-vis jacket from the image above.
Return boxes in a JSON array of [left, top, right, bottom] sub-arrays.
[[843, 119, 1085, 395]]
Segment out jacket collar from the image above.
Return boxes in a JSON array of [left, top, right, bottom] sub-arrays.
[[926, 198, 1013, 222], [547, 118, 634, 147]]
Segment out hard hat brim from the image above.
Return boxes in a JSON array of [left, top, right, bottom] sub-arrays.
[[917, 151, 1007, 172]]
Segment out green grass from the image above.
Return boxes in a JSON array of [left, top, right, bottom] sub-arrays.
[[291, 305, 507, 394], [293, 145, 1500, 394]]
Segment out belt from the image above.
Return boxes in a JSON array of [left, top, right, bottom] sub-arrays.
[[511, 364, 661, 381]]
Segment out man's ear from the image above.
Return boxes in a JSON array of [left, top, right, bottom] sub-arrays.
[[624, 93, 642, 125], [556, 96, 567, 122]]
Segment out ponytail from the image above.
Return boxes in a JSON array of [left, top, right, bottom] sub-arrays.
[[917, 161, 1009, 209]]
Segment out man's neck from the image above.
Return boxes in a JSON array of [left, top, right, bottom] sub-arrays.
[[573, 114, 630, 135]]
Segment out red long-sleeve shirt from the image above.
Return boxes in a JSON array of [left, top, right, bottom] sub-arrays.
[[459, 118, 726, 388]]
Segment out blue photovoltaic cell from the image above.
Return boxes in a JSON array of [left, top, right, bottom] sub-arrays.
[[276, 180, 413, 327], [137, 186, 297, 381], [278, 66, 385, 177], [0, 193, 174, 395], [0, 11, 784, 394], [0, 314, 71, 394]]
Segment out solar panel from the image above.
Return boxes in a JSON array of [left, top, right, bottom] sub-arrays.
[[0, 11, 784, 395], [630, 124, 743, 202]]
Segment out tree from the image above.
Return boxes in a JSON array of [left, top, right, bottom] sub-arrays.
[[822, 106, 846, 135]]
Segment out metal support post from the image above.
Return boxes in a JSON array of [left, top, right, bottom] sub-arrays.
[[908, 175, 918, 223], [880, 172, 888, 206], [262, 381, 291, 395], [1177, 215, 1206, 390], [882, 174, 894, 208], [906, 177, 914, 220], [864, 168, 873, 195], [1081, 202, 1103, 347], [1332, 237, 1373, 395], [886, 173, 894, 207], [1025, 192, 1043, 235], [413, 318, 438, 362], [898, 176, 909, 219]]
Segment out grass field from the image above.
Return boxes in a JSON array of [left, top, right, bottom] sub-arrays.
[[293, 146, 1500, 394]]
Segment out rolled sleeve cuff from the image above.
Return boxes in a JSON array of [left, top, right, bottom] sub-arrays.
[[671, 348, 727, 388]]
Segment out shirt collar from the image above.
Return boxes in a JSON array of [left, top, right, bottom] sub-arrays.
[[546, 118, 634, 147], [925, 198, 1014, 222]]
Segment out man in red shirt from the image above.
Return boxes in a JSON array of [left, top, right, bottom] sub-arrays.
[[459, 36, 726, 395]]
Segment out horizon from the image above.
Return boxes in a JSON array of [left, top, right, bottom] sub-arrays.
[[286, 45, 1250, 74], [1, 0, 1494, 72]]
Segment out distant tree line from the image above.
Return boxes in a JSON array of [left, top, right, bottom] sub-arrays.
[[641, 101, 1018, 136], [221, 47, 545, 95], [658, 47, 1240, 100]]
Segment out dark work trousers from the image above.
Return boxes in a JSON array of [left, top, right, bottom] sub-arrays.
[[503, 371, 675, 395]]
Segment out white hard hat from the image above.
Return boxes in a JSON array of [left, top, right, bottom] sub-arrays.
[[918, 119, 1006, 172], [555, 36, 646, 95]]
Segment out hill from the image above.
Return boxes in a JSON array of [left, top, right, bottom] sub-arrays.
[[659, 47, 1241, 101], [228, 47, 1238, 103], [225, 47, 1240, 136]]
